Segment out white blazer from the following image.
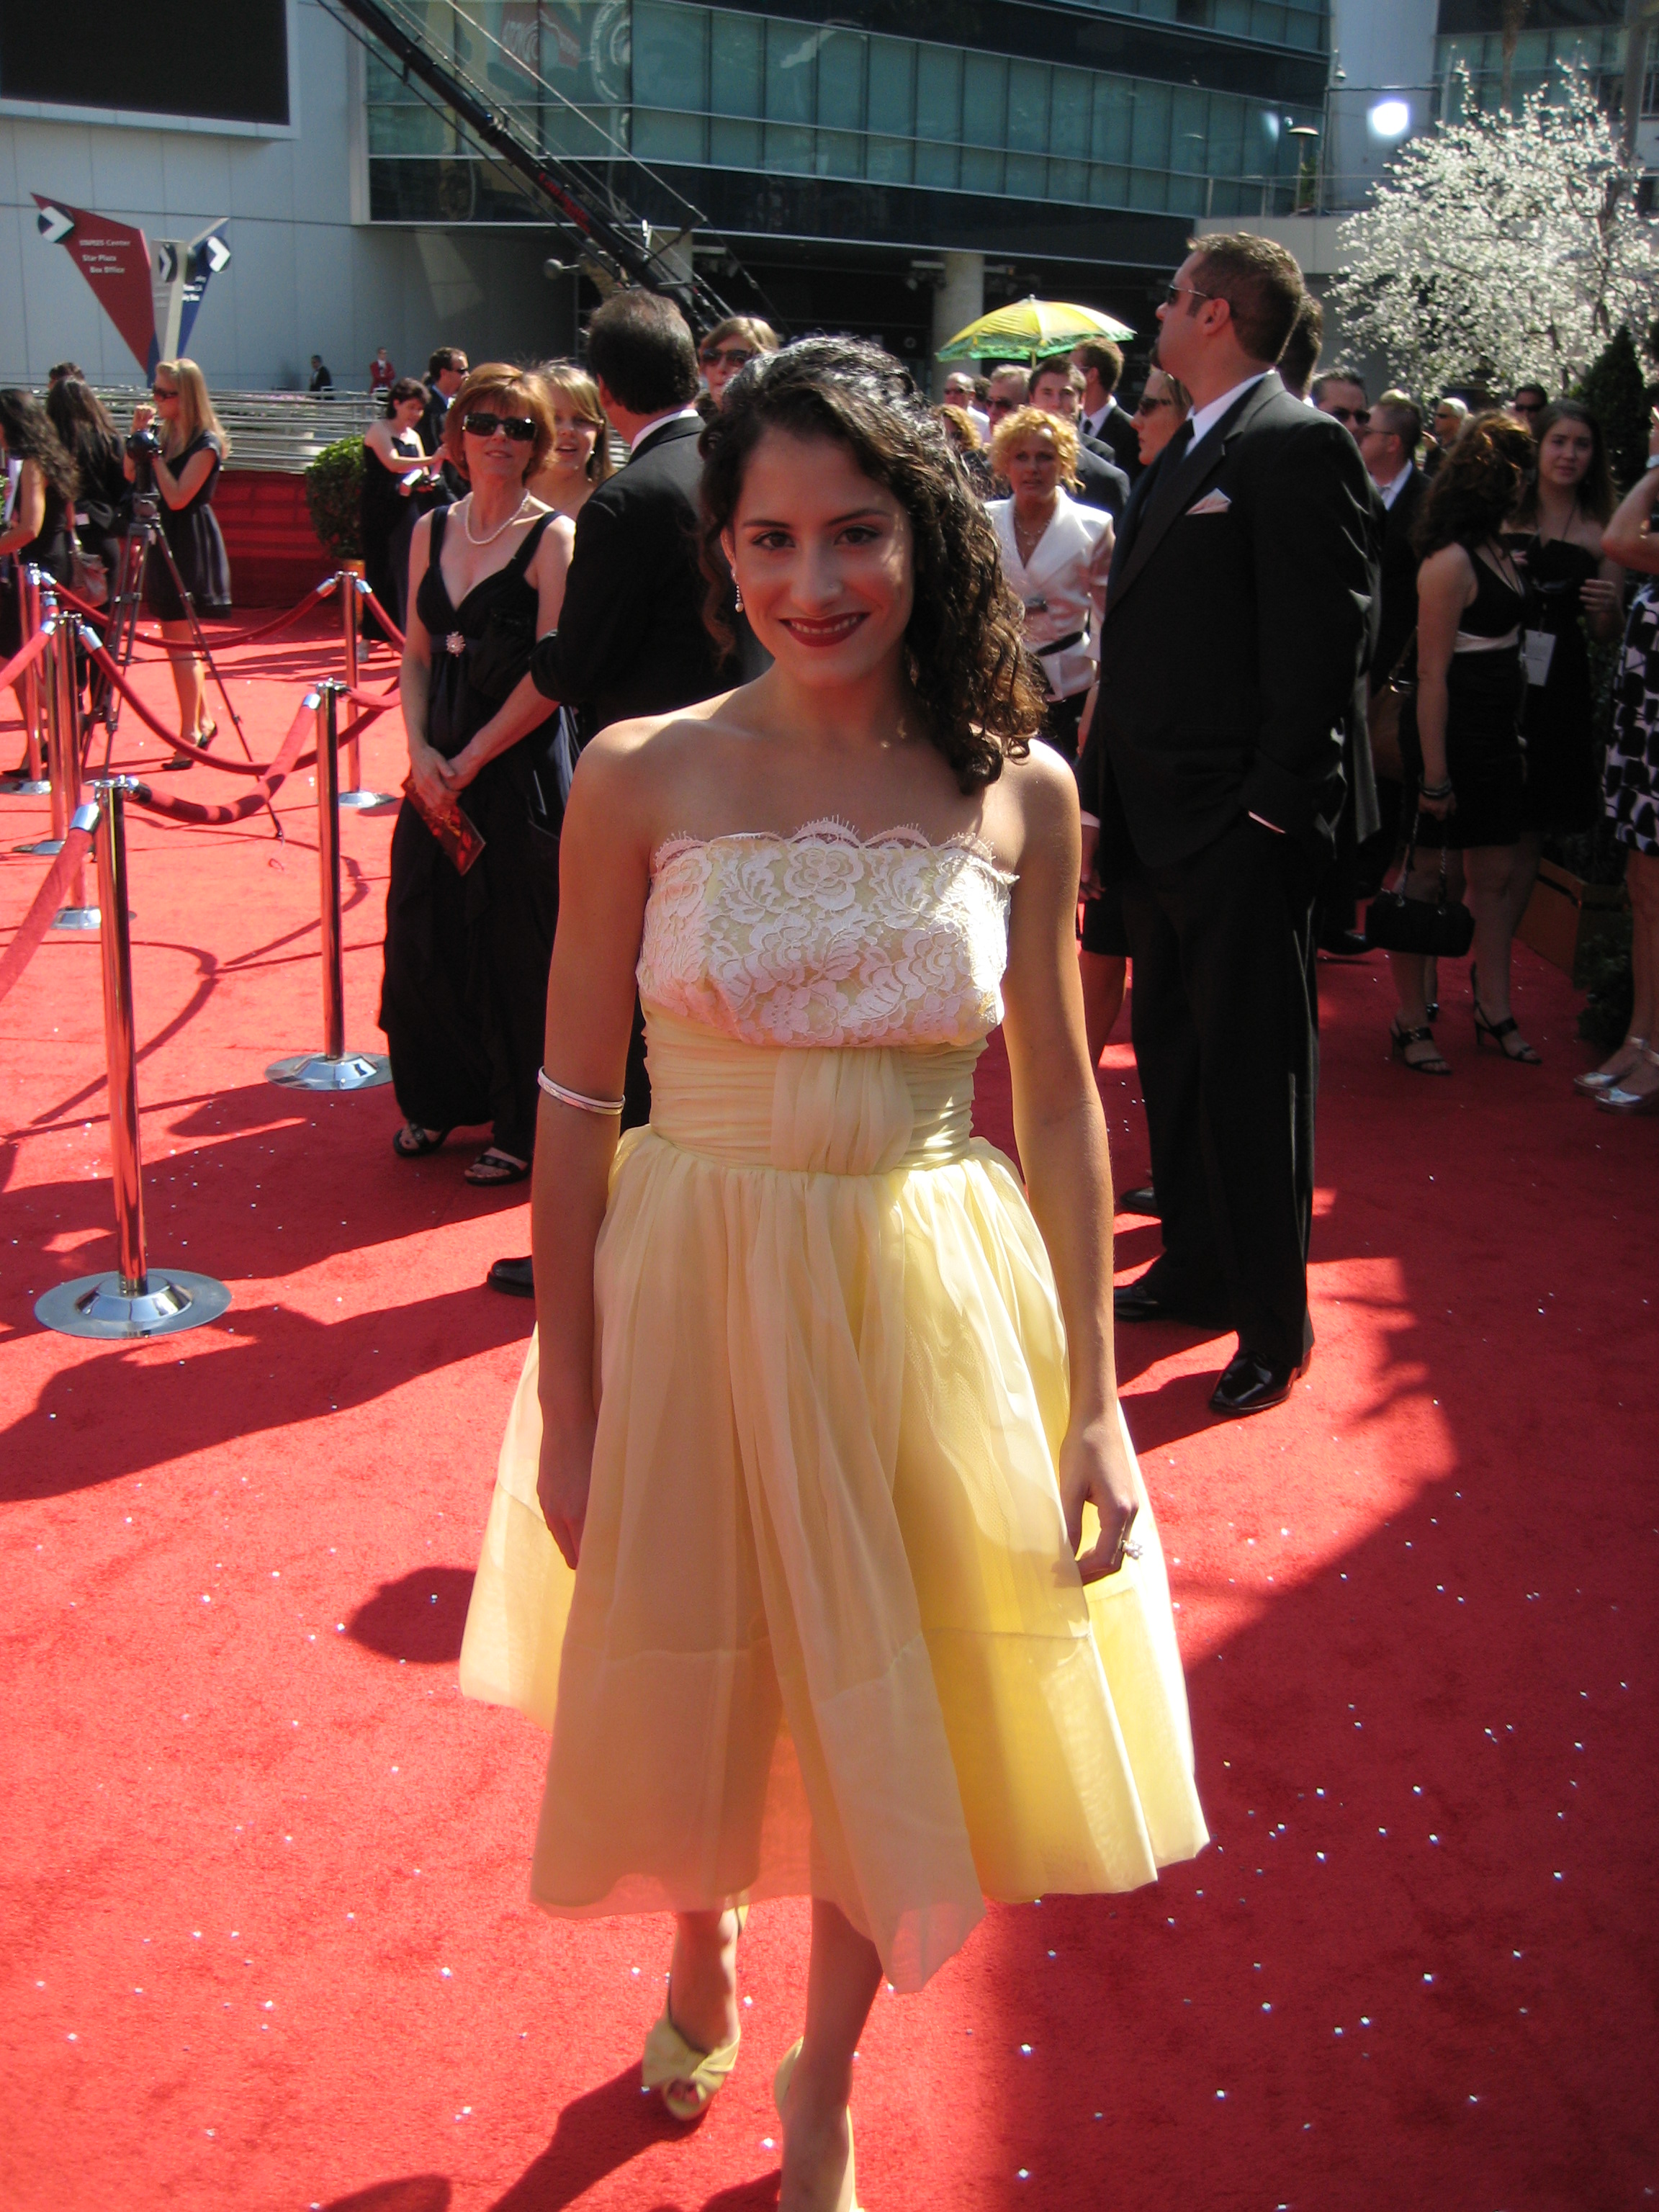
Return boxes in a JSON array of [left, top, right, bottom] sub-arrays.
[[989, 490, 1113, 699]]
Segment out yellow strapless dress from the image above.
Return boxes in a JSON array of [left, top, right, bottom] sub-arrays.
[[460, 823, 1207, 1991]]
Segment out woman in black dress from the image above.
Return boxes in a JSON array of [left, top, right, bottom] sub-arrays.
[[125, 358, 232, 747], [45, 377, 128, 597], [1390, 413, 1539, 1070], [360, 375, 436, 635], [380, 364, 573, 1186], [0, 388, 77, 763]]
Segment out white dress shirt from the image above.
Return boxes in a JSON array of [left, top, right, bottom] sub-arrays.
[[988, 490, 1112, 700], [1374, 460, 1413, 511], [629, 405, 703, 454], [1187, 372, 1272, 451]]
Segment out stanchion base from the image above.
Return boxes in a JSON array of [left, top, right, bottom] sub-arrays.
[[337, 789, 400, 812], [15, 835, 65, 857], [35, 1265, 232, 1340], [52, 904, 102, 930], [0, 776, 52, 796], [266, 1048, 393, 1092]]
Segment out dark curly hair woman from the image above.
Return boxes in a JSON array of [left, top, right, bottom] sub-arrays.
[[0, 388, 78, 768], [457, 336, 1206, 2212], [1388, 410, 1540, 1073]]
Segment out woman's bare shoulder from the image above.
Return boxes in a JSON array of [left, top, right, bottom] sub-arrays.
[[987, 740, 1079, 871]]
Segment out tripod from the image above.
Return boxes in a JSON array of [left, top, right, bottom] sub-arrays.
[[95, 488, 271, 824]]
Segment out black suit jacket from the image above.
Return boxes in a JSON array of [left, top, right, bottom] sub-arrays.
[[1087, 371, 1376, 871], [1071, 437, 1131, 519], [1085, 402, 1141, 484], [531, 414, 724, 742], [1372, 466, 1425, 689]]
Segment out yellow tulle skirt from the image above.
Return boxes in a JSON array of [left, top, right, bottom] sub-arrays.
[[460, 1014, 1208, 1991]]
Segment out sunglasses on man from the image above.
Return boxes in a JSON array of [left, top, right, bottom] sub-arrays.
[[1327, 405, 1370, 427], [461, 412, 538, 442]]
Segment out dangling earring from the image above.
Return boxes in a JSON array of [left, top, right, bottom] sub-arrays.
[[733, 580, 744, 612]]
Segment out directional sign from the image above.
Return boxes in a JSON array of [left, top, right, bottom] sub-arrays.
[[203, 233, 231, 276], [36, 203, 73, 246], [33, 194, 158, 374]]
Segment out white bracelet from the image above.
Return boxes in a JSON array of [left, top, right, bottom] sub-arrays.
[[538, 1068, 625, 1115]]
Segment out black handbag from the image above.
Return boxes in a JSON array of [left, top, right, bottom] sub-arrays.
[[1364, 810, 1475, 956]]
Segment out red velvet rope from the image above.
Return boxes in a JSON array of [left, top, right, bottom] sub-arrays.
[[53, 573, 341, 649], [122, 696, 319, 826], [0, 623, 54, 693], [80, 637, 279, 774], [356, 586, 406, 653], [0, 824, 96, 1008]]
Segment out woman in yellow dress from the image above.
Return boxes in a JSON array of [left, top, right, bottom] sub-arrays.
[[460, 338, 1206, 2211]]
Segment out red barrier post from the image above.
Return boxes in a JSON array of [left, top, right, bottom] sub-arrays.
[[52, 604, 98, 929], [34, 781, 232, 1341], [265, 681, 392, 1092]]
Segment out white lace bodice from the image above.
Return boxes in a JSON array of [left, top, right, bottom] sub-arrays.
[[638, 820, 1015, 1049]]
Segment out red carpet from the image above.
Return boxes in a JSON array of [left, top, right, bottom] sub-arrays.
[[1, 623, 1655, 2211]]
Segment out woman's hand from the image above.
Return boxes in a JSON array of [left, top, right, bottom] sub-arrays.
[[537, 1408, 595, 1569], [406, 738, 452, 814], [1059, 1410, 1139, 1583], [1581, 575, 1622, 622], [439, 743, 480, 792], [131, 405, 155, 434], [1417, 783, 1457, 822]]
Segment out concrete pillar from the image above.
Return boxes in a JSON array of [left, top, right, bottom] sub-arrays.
[[930, 250, 985, 395]]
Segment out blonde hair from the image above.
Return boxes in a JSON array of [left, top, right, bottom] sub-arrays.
[[938, 403, 983, 452], [158, 358, 230, 463], [441, 362, 557, 478], [536, 359, 613, 485], [701, 315, 780, 359], [989, 403, 1078, 487]]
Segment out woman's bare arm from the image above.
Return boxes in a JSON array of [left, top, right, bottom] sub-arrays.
[[1602, 441, 1659, 574], [152, 444, 217, 510], [531, 726, 658, 1565], [1413, 544, 1473, 818], [998, 747, 1136, 1580], [0, 461, 44, 555], [398, 512, 448, 811]]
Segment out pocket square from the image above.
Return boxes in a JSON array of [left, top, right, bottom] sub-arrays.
[[1186, 490, 1232, 516]]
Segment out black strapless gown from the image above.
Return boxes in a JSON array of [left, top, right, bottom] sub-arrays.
[[1516, 535, 1601, 835], [379, 509, 559, 1159]]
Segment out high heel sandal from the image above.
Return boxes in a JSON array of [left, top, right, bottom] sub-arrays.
[[642, 1905, 747, 2123], [1472, 997, 1541, 1064], [1390, 1018, 1451, 1076], [1598, 1043, 1659, 1115], [1577, 1035, 1648, 1095], [774, 2038, 863, 2211]]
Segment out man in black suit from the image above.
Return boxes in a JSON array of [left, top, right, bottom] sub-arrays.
[[1085, 233, 1375, 1415], [487, 289, 727, 1298], [1074, 338, 1141, 483], [1310, 371, 1385, 956], [419, 346, 469, 499], [1030, 356, 1130, 518], [1357, 393, 1426, 882]]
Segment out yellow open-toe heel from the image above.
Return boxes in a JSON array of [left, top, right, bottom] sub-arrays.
[[773, 2037, 863, 2210], [642, 1905, 747, 2123]]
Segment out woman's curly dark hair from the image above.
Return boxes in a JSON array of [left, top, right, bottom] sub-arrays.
[[697, 337, 1043, 791], [1414, 411, 1534, 558], [0, 387, 78, 503]]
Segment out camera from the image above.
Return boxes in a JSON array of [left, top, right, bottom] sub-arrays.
[[125, 424, 161, 495]]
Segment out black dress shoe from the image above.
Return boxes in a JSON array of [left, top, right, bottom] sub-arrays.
[[1114, 1278, 1228, 1328], [1208, 1347, 1310, 1418], [1318, 928, 1373, 958], [1117, 1184, 1160, 1218], [486, 1255, 535, 1298]]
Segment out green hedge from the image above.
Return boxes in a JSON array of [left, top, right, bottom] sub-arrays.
[[305, 435, 363, 563]]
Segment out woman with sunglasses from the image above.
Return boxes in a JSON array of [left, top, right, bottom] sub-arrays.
[[696, 315, 779, 415], [381, 366, 573, 1187], [1130, 366, 1192, 470], [124, 359, 231, 750]]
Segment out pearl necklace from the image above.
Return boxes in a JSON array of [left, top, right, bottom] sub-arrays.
[[461, 493, 534, 548]]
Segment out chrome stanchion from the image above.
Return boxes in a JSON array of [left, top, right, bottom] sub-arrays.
[[1, 564, 50, 796], [35, 783, 231, 1340], [51, 602, 99, 929], [14, 602, 67, 856], [337, 570, 397, 812], [266, 680, 392, 1091]]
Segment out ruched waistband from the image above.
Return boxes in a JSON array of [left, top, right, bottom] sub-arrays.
[[643, 1010, 982, 1174]]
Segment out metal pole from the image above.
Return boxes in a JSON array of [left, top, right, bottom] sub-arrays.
[[53, 608, 98, 927], [14, 610, 66, 856], [265, 681, 391, 1091], [34, 783, 231, 1340], [319, 681, 346, 1060], [97, 783, 146, 1291], [337, 570, 397, 811]]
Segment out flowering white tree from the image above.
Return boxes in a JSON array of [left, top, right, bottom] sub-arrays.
[[1330, 67, 1659, 398]]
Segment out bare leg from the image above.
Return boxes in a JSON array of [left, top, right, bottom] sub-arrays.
[[1465, 842, 1535, 1051], [1388, 840, 1452, 1067], [660, 1907, 742, 2099], [1608, 850, 1659, 1100], [780, 1899, 883, 2212], [1505, 828, 1545, 943], [1079, 950, 1127, 1069], [160, 619, 206, 739]]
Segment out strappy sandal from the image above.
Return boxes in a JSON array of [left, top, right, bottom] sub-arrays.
[[642, 1905, 748, 2122], [1473, 998, 1541, 1064], [1390, 1019, 1451, 1076], [774, 2038, 863, 2210], [463, 1146, 529, 1186], [392, 1122, 450, 1159], [193, 719, 218, 750]]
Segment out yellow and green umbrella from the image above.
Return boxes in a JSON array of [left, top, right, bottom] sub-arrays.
[[937, 295, 1135, 364]]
